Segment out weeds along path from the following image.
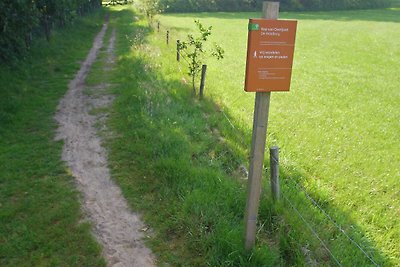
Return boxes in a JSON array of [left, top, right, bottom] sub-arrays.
[[54, 17, 155, 267]]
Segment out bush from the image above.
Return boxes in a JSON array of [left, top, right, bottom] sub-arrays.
[[0, 0, 39, 62], [0, 0, 102, 63], [159, 0, 390, 13]]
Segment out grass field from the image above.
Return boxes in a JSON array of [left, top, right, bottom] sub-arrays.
[[0, 11, 106, 266], [149, 7, 400, 266]]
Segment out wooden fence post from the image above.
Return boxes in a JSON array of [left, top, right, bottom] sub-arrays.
[[177, 40, 180, 61], [270, 146, 280, 201], [244, 1, 280, 251], [199, 65, 207, 99], [166, 30, 169, 45]]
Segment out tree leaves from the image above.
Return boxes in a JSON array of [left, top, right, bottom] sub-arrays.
[[140, 0, 163, 22], [159, 0, 390, 12], [0, 0, 102, 62], [177, 20, 224, 94]]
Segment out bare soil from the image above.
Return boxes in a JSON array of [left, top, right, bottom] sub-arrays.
[[55, 19, 155, 267]]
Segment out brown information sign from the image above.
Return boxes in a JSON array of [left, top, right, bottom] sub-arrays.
[[244, 19, 297, 92]]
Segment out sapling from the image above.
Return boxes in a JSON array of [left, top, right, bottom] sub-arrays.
[[178, 20, 224, 95], [140, 0, 163, 25]]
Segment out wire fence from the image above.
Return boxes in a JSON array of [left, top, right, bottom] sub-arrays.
[[285, 177, 380, 266], [151, 20, 381, 267]]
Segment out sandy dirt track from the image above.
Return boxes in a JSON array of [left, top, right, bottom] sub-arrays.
[[54, 18, 155, 267]]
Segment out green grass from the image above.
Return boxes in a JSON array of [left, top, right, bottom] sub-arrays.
[[101, 7, 285, 266], [0, 11, 107, 266], [81, 5, 395, 266], [153, 7, 400, 266], [5, 5, 395, 266]]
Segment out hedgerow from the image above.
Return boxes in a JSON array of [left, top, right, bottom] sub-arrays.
[[159, 0, 390, 13], [0, 0, 102, 62]]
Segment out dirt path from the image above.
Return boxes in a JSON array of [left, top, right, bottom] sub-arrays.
[[55, 19, 155, 267]]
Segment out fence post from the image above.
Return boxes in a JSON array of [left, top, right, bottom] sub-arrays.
[[167, 30, 170, 45], [244, 1, 279, 251], [157, 21, 160, 32], [270, 146, 280, 201], [177, 40, 180, 62], [199, 65, 207, 99]]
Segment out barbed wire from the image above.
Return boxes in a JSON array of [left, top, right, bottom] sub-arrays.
[[281, 191, 344, 267], [284, 177, 380, 267]]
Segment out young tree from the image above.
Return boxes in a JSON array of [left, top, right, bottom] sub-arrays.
[[140, 0, 163, 24], [178, 20, 224, 95]]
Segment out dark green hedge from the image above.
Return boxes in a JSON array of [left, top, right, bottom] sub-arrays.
[[282, 0, 391, 10], [0, 0, 102, 62], [160, 0, 390, 12]]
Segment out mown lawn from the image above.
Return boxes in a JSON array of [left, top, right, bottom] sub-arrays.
[[0, 10, 107, 266], [152, 7, 400, 266]]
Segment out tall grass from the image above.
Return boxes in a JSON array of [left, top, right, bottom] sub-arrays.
[[104, 7, 285, 266], [0, 10, 106, 266]]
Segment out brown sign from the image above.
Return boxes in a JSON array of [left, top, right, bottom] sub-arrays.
[[244, 19, 297, 92]]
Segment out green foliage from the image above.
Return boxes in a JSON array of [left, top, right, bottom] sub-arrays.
[[159, 0, 390, 12], [103, 0, 134, 6], [0, 0, 38, 61], [178, 20, 224, 94], [391, 0, 400, 7], [0, 9, 106, 266], [279, 0, 391, 10], [139, 0, 163, 23], [0, 0, 102, 62]]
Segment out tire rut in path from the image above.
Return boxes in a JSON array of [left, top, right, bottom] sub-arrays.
[[55, 19, 155, 267]]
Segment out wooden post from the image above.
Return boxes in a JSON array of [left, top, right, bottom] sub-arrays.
[[177, 40, 180, 62], [157, 21, 160, 32], [44, 15, 51, 42], [166, 30, 169, 45], [270, 146, 280, 201], [244, 1, 279, 251], [199, 65, 207, 99]]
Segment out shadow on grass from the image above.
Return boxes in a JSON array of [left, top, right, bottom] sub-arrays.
[[107, 7, 393, 267], [0, 9, 108, 266], [164, 8, 400, 23]]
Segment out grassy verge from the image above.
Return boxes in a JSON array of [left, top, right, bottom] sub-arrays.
[[0, 11, 107, 266], [99, 7, 284, 266]]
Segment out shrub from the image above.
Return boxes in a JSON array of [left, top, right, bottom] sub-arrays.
[[0, 0, 102, 63], [178, 20, 224, 95], [0, 0, 39, 61], [159, 0, 390, 13]]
